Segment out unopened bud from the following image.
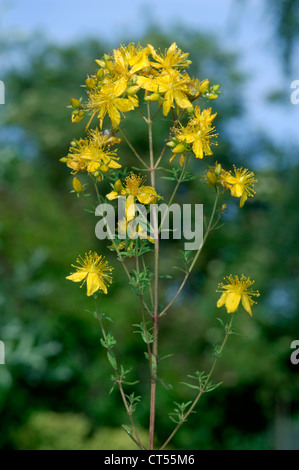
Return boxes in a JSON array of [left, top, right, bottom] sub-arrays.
[[100, 164, 109, 174], [126, 85, 141, 96], [208, 93, 218, 100], [95, 59, 106, 68], [220, 203, 227, 212], [214, 163, 222, 176], [72, 110, 85, 123], [72, 177, 83, 193], [173, 143, 186, 154], [114, 179, 123, 192], [71, 98, 81, 109], [144, 92, 161, 102], [187, 106, 194, 114], [97, 69, 105, 79], [85, 78, 96, 89], [166, 140, 178, 148], [212, 84, 221, 92], [207, 170, 217, 186], [60, 157, 68, 163], [199, 79, 210, 94]]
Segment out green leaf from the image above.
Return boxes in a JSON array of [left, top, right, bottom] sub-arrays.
[[107, 351, 117, 370]]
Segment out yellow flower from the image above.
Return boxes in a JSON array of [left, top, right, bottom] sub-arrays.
[[138, 69, 192, 116], [148, 42, 191, 70], [106, 173, 159, 221], [116, 43, 151, 74], [217, 275, 260, 316], [66, 251, 113, 296], [64, 128, 121, 175], [221, 166, 257, 207], [171, 106, 217, 164], [88, 76, 136, 128]]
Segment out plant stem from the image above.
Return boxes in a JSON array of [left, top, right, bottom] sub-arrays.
[[147, 102, 159, 450], [160, 317, 234, 450], [94, 298, 146, 450]]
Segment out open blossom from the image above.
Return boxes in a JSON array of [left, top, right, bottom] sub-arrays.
[[62, 128, 121, 175], [148, 42, 191, 70], [221, 166, 257, 207], [137, 69, 192, 116], [171, 106, 218, 165], [88, 76, 137, 128], [217, 275, 260, 316], [106, 173, 160, 221], [66, 251, 113, 296]]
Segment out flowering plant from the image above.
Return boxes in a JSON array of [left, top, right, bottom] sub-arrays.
[[61, 42, 259, 450]]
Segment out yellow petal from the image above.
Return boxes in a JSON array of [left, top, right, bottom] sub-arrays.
[[114, 77, 128, 97], [137, 186, 157, 204], [108, 160, 122, 169], [193, 139, 203, 159], [87, 161, 101, 173], [241, 294, 253, 316], [233, 184, 243, 198], [106, 190, 119, 201], [66, 272, 87, 283], [126, 195, 136, 222], [116, 98, 135, 113], [217, 292, 228, 308], [108, 104, 121, 128], [225, 292, 241, 313], [86, 273, 101, 296], [174, 90, 192, 110]]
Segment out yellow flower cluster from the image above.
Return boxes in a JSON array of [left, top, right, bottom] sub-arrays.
[[61, 128, 122, 178], [70, 42, 219, 129], [169, 106, 218, 166]]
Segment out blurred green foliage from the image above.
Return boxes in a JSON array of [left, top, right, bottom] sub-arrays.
[[0, 24, 299, 450]]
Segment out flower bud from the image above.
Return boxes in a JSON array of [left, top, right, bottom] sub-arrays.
[[72, 110, 85, 123], [71, 98, 81, 109], [220, 203, 227, 212], [212, 84, 221, 92], [100, 164, 109, 174], [173, 143, 186, 154], [95, 59, 106, 68], [126, 85, 141, 96], [85, 78, 96, 89], [144, 92, 161, 102], [208, 93, 218, 100], [72, 177, 83, 193], [187, 106, 194, 114], [206, 170, 218, 186], [214, 163, 222, 176], [114, 179, 123, 192], [60, 157, 68, 163], [96, 69, 105, 79], [199, 79, 210, 94], [166, 140, 178, 148]]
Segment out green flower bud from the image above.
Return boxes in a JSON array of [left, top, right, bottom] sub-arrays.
[[126, 85, 141, 96], [173, 143, 186, 154], [71, 98, 81, 109], [72, 177, 83, 193], [85, 78, 96, 89], [114, 179, 123, 192], [100, 164, 109, 174], [215, 163, 222, 176]]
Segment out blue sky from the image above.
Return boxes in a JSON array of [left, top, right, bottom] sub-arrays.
[[2, 0, 299, 152]]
